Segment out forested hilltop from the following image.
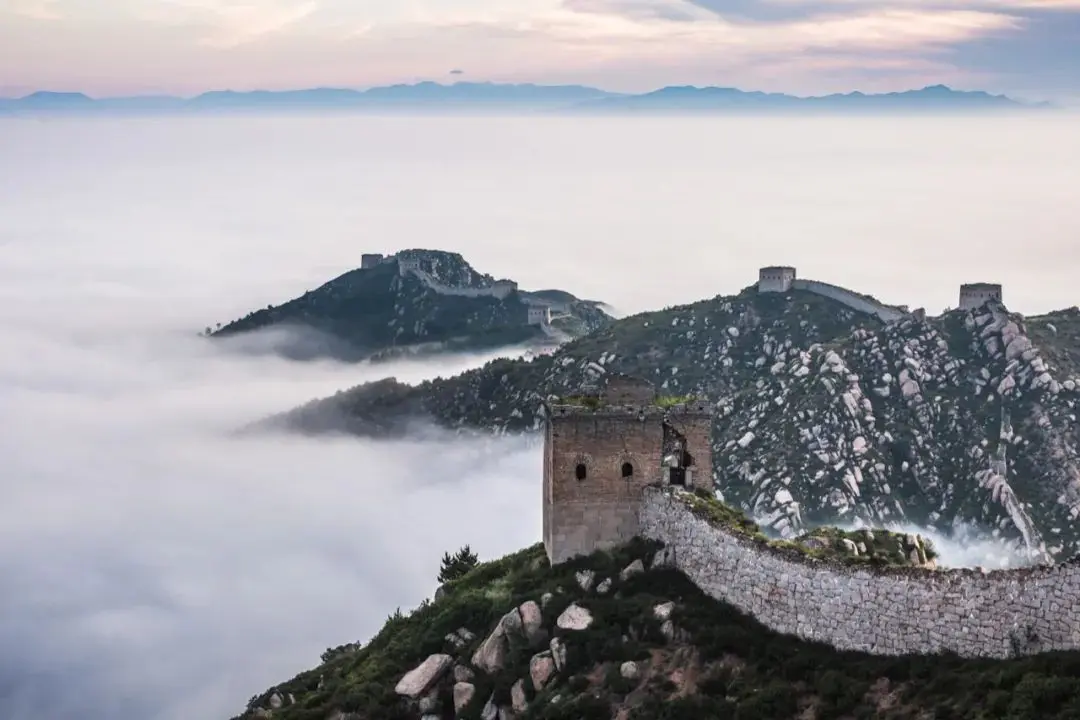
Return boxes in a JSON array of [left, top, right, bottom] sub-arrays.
[[209, 249, 610, 362]]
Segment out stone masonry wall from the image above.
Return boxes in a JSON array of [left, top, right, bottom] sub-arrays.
[[546, 413, 664, 564], [640, 488, 1080, 658], [792, 279, 907, 324], [544, 407, 714, 564], [405, 267, 515, 300]]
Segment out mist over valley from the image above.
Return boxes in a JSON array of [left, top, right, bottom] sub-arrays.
[[2, 112, 1080, 720]]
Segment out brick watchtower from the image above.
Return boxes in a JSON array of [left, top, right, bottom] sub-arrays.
[[541, 375, 713, 565]]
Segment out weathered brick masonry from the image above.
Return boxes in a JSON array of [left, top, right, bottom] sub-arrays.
[[542, 376, 712, 565], [640, 488, 1080, 659], [542, 375, 1079, 659]]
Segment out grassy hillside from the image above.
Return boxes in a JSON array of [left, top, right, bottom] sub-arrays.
[[232, 535, 1078, 720]]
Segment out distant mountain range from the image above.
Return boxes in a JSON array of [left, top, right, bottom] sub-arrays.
[[0, 82, 1054, 115]]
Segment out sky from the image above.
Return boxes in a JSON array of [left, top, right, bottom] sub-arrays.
[[0, 0, 1078, 101]]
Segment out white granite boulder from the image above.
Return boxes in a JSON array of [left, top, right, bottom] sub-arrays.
[[511, 679, 528, 713], [453, 682, 476, 713], [549, 637, 567, 671], [395, 653, 453, 698], [620, 559, 645, 580], [556, 603, 593, 631], [518, 600, 545, 646], [529, 652, 556, 690]]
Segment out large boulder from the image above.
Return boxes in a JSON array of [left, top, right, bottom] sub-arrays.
[[471, 627, 508, 674], [529, 652, 557, 690], [395, 654, 453, 698], [549, 637, 567, 672], [518, 600, 545, 647], [511, 679, 528, 712], [472, 609, 519, 673], [556, 603, 593, 631], [453, 682, 476, 713], [620, 559, 645, 580]]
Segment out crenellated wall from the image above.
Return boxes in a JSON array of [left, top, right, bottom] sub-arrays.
[[401, 264, 518, 300], [639, 487, 1080, 659], [790, 279, 907, 323]]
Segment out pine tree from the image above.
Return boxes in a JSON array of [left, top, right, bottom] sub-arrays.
[[437, 545, 479, 584]]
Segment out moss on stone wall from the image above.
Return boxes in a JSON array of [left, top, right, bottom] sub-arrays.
[[552, 394, 698, 410], [680, 487, 936, 569]]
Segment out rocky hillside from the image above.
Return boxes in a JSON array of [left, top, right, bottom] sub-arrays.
[[207, 250, 611, 361], [231, 536, 1080, 720], [270, 287, 1080, 562]]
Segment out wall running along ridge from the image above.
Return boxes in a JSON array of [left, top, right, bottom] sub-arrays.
[[404, 266, 518, 299], [639, 487, 1080, 659], [790, 279, 907, 323]]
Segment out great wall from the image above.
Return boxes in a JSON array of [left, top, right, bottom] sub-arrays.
[[363, 252, 566, 336], [640, 488, 1080, 660], [362, 253, 1042, 660], [756, 265, 1003, 320], [541, 332, 1080, 661]]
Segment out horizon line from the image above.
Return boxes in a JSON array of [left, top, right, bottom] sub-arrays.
[[1, 81, 1029, 103]]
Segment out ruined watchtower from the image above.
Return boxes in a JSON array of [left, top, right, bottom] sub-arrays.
[[758, 266, 797, 293], [959, 283, 1003, 310], [361, 253, 385, 269], [542, 375, 713, 565]]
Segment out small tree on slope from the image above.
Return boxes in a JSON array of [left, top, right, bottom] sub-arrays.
[[438, 545, 479, 584]]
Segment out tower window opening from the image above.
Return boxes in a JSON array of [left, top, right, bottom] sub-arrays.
[[575, 463, 587, 481], [621, 462, 634, 478]]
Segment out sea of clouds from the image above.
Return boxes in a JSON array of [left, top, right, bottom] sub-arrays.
[[4, 112, 1078, 720], [0, 271, 541, 720]]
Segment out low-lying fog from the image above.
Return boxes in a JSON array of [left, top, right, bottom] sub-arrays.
[[0, 268, 540, 719], [2, 113, 1077, 720]]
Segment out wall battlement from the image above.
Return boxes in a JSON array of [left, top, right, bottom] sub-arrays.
[[757, 266, 1005, 321], [395, 257, 519, 299], [640, 487, 1079, 659], [791, 279, 908, 323]]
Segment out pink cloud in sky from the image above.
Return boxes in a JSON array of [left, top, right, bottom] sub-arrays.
[[0, 0, 1070, 97]]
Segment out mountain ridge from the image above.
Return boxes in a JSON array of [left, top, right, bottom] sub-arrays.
[[209, 249, 611, 363], [0, 83, 1053, 115], [265, 275, 1080, 563]]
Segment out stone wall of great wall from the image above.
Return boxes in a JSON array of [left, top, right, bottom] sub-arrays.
[[790, 279, 908, 323], [639, 487, 1080, 659]]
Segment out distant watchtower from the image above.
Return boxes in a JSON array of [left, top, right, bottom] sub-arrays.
[[398, 257, 422, 276], [542, 375, 713, 565], [361, 253, 385, 269], [491, 280, 519, 299], [959, 283, 1003, 310], [758, 266, 797, 293], [527, 306, 552, 326]]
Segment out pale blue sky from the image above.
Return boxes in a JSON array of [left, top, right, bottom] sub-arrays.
[[2, 0, 1078, 100]]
